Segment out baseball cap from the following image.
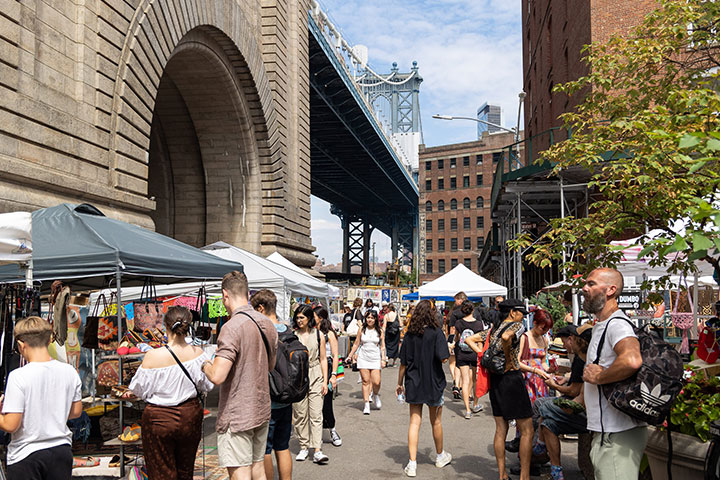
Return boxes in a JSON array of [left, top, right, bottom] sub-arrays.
[[499, 299, 528, 315], [555, 325, 578, 338], [576, 322, 593, 342]]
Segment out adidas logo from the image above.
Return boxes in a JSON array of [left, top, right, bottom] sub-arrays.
[[639, 382, 671, 407]]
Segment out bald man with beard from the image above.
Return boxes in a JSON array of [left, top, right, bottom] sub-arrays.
[[581, 268, 645, 480]]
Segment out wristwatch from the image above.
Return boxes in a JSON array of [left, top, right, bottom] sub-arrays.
[[330, 373, 337, 377]]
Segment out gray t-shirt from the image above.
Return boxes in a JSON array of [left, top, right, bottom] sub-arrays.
[[2, 360, 81, 465], [585, 311, 645, 433]]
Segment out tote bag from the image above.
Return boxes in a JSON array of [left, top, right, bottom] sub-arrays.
[[133, 278, 164, 332], [476, 327, 493, 398]]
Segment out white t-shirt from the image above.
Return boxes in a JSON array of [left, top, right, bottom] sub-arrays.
[[2, 360, 82, 464], [585, 311, 646, 433]]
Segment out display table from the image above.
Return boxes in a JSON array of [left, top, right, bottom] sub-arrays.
[[688, 358, 720, 377]]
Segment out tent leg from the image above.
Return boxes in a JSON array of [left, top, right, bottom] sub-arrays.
[[116, 269, 125, 478]]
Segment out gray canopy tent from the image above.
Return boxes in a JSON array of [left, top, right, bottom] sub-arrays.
[[0, 203, 244, 475]]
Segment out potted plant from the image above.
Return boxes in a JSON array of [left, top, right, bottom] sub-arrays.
[[645, 368, 720, 480]]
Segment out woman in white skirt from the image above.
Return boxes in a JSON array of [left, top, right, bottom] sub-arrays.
[[348, 310, 386, 415]]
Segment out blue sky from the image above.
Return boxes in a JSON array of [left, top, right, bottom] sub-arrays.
[[310, 0, 523, 265]]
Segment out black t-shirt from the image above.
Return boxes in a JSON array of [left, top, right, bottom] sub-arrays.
[[400, 326, 450, 405], [568, 355, 585, 386], [447, 306, 464, 331], [454, 318, 486, 363]]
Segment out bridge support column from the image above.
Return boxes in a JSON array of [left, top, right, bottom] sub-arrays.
[[391, 221, 399, 264]]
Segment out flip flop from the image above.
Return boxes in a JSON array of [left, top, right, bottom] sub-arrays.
[[73, 456, 100, 468]]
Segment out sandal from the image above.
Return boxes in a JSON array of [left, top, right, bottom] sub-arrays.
[[73, 456, 100, 468], [118, 423, 141, 442], [108, 454, 132, 468]]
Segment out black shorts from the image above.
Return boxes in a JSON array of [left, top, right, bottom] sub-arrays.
[[7, 444, 72, 480], [489, 370, 533, 420], [456, 355, 477, 368], [265, 404, 292, 454]]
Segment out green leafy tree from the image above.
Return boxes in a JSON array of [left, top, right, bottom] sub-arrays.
[[510, 0, 720, 295]]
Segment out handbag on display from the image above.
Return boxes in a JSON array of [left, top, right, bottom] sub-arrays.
[[670, 279, 695, 354], [82, 294, 107, 349], [98, 293, 126, 351], [133, 278, 164, 332], [697, 326, 720, 363], [192, 287, 212, 341]]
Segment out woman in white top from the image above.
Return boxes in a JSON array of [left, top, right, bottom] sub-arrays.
[[124, 306, 213, 480], [348, 310, 386, 415]]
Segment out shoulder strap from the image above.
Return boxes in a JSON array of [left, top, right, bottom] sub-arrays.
[[592, 314, 634, 365], [238, 311, 272, 363], [165, 346, 201, 398], [316, 328, 322, 361]]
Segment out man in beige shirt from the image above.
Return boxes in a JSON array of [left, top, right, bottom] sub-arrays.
[[202, 271, 278, 480]]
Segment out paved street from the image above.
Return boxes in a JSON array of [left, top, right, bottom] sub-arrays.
[[200, 366, 585, 479]]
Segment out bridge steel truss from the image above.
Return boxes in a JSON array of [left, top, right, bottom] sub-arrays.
[[309, 10, 419, 275]]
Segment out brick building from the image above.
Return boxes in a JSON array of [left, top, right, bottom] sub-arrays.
[[419, 130, 522, 283], [522, 0, 658, 161]]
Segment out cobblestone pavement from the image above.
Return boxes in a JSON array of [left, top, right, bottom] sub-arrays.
[[196, 366, 586, 480]]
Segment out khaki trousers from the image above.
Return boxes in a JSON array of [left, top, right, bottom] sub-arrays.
[[292, 363, 323, 450]]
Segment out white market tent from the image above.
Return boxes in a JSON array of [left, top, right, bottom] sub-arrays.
[[418, 264, 507, 298], [0, 212, 32, 287], [266, 251, 340, 298]]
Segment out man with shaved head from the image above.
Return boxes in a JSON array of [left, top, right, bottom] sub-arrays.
[[581, 268, 645, 480]]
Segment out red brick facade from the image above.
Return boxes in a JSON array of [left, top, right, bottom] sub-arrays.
[[522, 0, 658, 163], [418, 131, 522, 282]]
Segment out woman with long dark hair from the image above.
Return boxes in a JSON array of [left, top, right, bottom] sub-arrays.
[[384, 304, 401, 367], [124, 306, 213, 479], [347, 310, 386, 415], [291, 304, 329, 464], [395, 299, 452, 477], [313, 306, 342, 447], [454, 300, 487, 418]]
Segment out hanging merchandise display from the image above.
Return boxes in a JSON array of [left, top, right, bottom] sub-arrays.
[[82, 294, 107, 349], [192, 286, 212, 342], [133, 278, 164, 332], [670, 279, 695, 354]]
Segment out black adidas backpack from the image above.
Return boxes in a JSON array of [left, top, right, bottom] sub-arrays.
[[243, 313, 310, 404], [480, 322, 516, 375], [594, 316, 683, 425]]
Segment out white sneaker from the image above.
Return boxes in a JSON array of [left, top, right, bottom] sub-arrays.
[[404, 462, 417, 477], [330, 428, 342, 447], [374, 394, 382, 410], [363, 402, 370, 415], [435, 451, 452, 468], [312, 451, 329, 464], [295, 449, 309, 461]]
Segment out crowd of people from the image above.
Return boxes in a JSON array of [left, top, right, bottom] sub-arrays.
[[0, 267, 648, 480]]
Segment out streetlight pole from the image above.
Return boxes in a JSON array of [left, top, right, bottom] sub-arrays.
[[432, 114, 517, 135]]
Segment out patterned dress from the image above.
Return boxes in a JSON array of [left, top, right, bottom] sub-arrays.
[[524, 346, 550, 403]]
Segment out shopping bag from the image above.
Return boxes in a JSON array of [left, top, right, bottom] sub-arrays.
[[192, 287, 212, 341], [133, 278, 164, 332], [697, 327, 720, 364], [476, 328, 493, 398], [98, 293, 126, 351], [82, 294, 107, 349]]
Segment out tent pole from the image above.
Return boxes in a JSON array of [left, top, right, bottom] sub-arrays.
[[560, 177, 566, 282], [116, 267, 125, 478], [516, 193, 523, 299]]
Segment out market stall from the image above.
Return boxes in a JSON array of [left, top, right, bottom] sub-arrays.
[[418, 264, 507, 299], [0, 203, 245, 477]]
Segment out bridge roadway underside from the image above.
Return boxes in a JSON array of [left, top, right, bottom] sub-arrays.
[[308, 19, 418, 268]]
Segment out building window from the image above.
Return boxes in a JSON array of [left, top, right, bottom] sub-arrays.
[[477, 196, 484, 208], [464, 217, 471, 229], [438, 259, 446, 273], [476, 154, 483, 165], [463, 156, 470, 167], [426, 259, 433, 273], [477, 216, 484, 229], [463, 175, 470, 188], [451, 218, 458, 231], [425, 161, 431, 171], [464, 237, 471, 250], [493, 151, 503, 163], [450, 158, 456, 168], [438, 159, 444, 169], [438, 178, 444, 190], [425, 201, 432, 212], [463, 197, 470, 209], [438, 238, 445, 251], [425, 179, 432, 191], [464, 258, 472, 269], [426, 238, 432, 252], [438, 200, 445, 211], [476, 174, 483, 186], [450, 177, 456, 189], [477, 236, 485, 249], [451, 238, 458, 251], [426, 220, 432, 232], [450, 199, 457, 210], [438, 219, 445, 231], [451, 258, 458, 269]]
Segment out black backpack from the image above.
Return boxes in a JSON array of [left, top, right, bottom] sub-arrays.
[[480, 322, 516, 374], [243, 313, 310, 404], [594, 316, 683, 426]]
